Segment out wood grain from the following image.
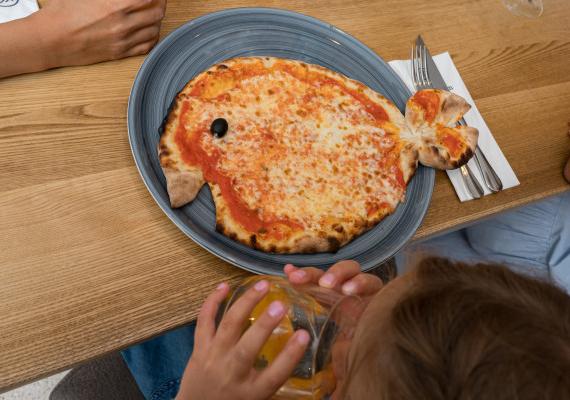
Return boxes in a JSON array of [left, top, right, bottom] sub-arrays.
[[1, 0, 569, 392]]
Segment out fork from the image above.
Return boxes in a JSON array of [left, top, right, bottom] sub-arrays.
[[410, 42, 486, 199]]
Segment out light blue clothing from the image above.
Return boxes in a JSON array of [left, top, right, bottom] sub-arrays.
[[122, 192, 570, 399], [397, 191, 570, 291], [121, 323, 196, 400]]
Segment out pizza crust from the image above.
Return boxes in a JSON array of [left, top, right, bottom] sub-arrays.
[[163, 168, 204, 208], [211, 184, 343, 253]]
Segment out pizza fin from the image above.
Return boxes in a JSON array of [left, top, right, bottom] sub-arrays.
[[405, 89, 479, 170], [163, 168, 205, 208], [437, 92, 472, 126]]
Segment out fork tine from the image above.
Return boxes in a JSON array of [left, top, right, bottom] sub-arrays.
[[418, 42, 424, 86], [420, 42, 427, 87], [410, 41, 418, 88], [412, 39, 422, 89], [417, 41, 425, 88], [421, 44, 430, 86]]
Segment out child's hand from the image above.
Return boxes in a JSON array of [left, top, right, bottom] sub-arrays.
[[284, 260, 383, 296], [36, 0, 166, 68], [175, 280, 310, 400]]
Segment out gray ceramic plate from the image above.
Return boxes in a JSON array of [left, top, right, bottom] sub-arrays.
[[127, 8, 434, 275]]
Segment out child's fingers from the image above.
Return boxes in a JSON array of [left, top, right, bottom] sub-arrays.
[[215, 280, 270, 348], [255, 330, 310, 396], [341, 273, 383, 296], [284, 264, 325, 285], [195, 282, 230, 349], [283, 264, 297, 275], [231, 301, 288, 375], [318, 260, 361, 289]]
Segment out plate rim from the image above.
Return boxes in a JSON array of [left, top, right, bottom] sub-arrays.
[[127, 7, 435, 274]]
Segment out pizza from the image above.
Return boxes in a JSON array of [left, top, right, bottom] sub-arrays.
[[406, 89, 478, 169], [158, 57, 477, 253]]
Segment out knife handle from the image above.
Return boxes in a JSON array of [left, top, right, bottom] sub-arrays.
[[460, 164, 484, 199], [473, 147, 503, 193]]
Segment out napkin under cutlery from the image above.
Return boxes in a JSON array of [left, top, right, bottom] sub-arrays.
[[0, 0, 38, 23], [389, 52, 519, 201]]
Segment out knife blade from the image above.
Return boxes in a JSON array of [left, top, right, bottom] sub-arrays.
[[416, 35, 502, 193]]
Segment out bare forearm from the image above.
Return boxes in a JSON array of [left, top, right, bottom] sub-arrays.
[[0, 0, 166, 79], [0, 13, 55, 78]]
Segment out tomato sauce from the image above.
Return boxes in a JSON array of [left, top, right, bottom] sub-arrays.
[[437, 126, 464, 157], [412, 90, 440, 123], [176, 59, 405, 238], [174, 102, 302, 238]]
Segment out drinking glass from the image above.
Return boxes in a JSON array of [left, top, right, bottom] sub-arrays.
[[501, 0, 543, 18], [218, 276, 367, 399]]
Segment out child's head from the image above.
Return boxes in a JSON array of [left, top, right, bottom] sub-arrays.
[[343, 258, 570, 399]]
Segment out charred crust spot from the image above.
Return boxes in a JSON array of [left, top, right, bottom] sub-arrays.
[[265, 57, 270, 60], [162, 160, 175, 169], [300, 62, 308, 68], [268, 89, 275, 95], [215, 222, 224, 233], [250, 234, 257, 246], [229, 233, 237, 240], [304, 246, 317, 253], [207, 71, 213, 75], [327, 237, 341, 252], [217, 64, 228, 70], [453, 148, 474, 168], [409, 158, 419, 171], [333, 224, 344, 233], [158, 88, 188, 136], [158, 98, 178, 136], [269, 245, 277, 253]]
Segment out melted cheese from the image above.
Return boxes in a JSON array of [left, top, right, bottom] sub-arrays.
[[179, 63, 406, 234]]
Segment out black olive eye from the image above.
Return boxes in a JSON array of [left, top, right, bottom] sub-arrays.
[[210, 118, 228, 138]]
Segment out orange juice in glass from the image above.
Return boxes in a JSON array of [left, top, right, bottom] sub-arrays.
[[219, 276, 366, 400]]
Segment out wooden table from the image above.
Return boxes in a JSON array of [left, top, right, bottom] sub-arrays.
[[1, 0, 569, 392]]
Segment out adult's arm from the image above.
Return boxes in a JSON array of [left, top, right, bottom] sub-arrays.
[[0, 0, 166, 79]]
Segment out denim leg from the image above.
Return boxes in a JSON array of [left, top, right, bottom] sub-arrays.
[[396, 192, 570, 291], [121, 323, 196, 400], [464, 191, 570, 289]]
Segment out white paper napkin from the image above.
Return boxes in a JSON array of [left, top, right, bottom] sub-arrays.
[[389, 52, 519, 201], [0, 0, 39, 24]]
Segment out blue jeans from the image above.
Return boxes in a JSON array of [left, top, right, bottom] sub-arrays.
[[122, 192, 570, 399], [122, 323, 196, 400], [397, 191, 570, 291]]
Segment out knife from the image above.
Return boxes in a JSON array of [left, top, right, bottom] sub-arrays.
[[417, 36, 503, 193]]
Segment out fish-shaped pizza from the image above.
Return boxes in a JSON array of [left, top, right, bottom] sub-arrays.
[[158, 57, 477, 253]]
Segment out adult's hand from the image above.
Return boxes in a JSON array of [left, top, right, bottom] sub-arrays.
[[39, 0, 166, 66], [284, 260, 383, 297], [0, 0, 166, 78]]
